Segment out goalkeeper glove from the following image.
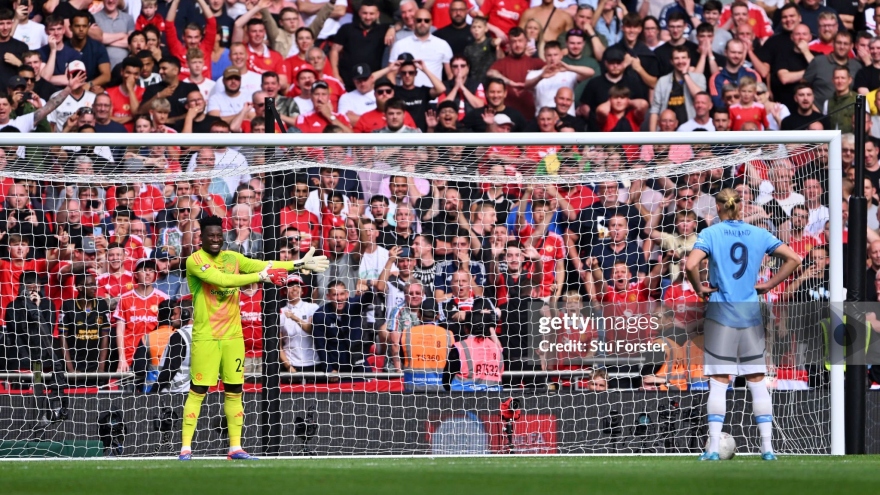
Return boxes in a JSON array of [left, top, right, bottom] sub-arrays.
[[294, 247, 330, 273], [259, 261, 288, 286]]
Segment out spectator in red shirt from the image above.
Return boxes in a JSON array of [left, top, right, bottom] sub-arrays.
[[320, 191, 347, 249], [112, 258, 169, 372], [487, 27, 546, 120], [136, 0, 166, 34], [106, 58, 145, 132], [96, 242, 134, 311], [295, 80, 352, 132], [476, 0, 530, 42], [241, 18, 289, 90], [239, 282, 263, 365], [597, 83, 648, 134], [279, 176, 320, 253], [164, 0, 218, 79], [353, 78, 418, 132]]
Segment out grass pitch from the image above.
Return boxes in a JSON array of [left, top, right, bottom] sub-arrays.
[[2, 456, 878, 495]]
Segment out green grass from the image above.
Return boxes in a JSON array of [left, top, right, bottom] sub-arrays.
[[2, 456, 879, 495]]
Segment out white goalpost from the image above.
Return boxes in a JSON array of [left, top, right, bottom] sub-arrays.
[[0, 130, 844, 457]]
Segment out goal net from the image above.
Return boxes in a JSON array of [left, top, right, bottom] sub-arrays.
[[0, 131, 843, 457]]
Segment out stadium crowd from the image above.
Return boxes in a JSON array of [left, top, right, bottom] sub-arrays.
[[0, 0, 871, 394]]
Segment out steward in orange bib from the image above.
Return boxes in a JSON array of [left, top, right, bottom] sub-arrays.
[[445, 298, 504, 392], [641, 335, 705, 391], [401, 299, 454, 392]]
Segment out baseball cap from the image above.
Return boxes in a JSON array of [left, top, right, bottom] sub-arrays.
[[311, 80, 329, 91], [135, 258, 157, 272], [437, 100, 458, 113], [7, 76, 26, 89], [604, 48, 626, 63], [298, 63, 317, 76], [152, 247, 173, 260], [374, 77, 394, 89], [494, 113, 514, 127], [286, 274, 304, 285], [397, 52, 415, 63], [352, 63, 371, 79], [420, 297, 438, 321], [223, 67, 242, 79], [67, 60, 87, 75]]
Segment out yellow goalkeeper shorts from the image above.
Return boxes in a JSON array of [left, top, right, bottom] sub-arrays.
[[190, 339, 246, 387]]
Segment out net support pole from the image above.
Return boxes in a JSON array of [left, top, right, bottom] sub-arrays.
[[260, 97, 284, 455], [829, 131, 846, 456], [845, 96, 868, 455]]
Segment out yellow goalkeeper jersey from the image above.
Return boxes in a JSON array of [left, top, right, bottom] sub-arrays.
[[186, 249, 295, 341]]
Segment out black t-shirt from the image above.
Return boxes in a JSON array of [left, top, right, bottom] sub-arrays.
[[781, 111, 829, 131], [579, 72, 649, 131], [854, 65, 880, 92], [461, 106, 528, 132], [174, 114, 222, 133], [142, 81, 199, 119], [770, 48, 809, 109], [757, 33, 793, 65], [0, 39, 28, 93], [667, 78, 688, 126], [654, 41, 700, 76], [434, 25, 475, 57], [610, 41, 660, 79], [95, 121, 128, 133], [34, 78, 60, 101], [395, 85, 433, 131], [53, 2, 96, 24], [570, 203, 644, 256], [60, 298, 111, 373], [334, 22, 393, 90]]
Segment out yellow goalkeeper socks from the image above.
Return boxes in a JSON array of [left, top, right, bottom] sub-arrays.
[[181, 390, 206, 449], [225, 392, 245, 451]]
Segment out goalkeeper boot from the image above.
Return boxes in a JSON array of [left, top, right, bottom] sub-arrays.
[[179, 450, 192, 461], [228, 450, 259, 460], [698, 452, 720, 461], [761, 452, 778, 461]]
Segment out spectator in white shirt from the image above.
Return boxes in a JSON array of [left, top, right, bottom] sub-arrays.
[[389, 9, 453, 87], [338, 63, 376, 128], [207, 66, 250, 122], [525, 41, 593, 116], [280, 275, 321, 374]]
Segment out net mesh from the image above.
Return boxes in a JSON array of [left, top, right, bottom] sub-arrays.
[[0, 135, 835, 457]]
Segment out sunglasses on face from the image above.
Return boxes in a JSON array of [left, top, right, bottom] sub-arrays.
[[415, 18, 432, 24], [376, 88, 393, 95], [400, 70, 416, 76]]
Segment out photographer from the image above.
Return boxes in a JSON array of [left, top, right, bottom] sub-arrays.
[[3, 271, 68, 423], [6, 75, 52, 133], [157, 298, 194, 394]]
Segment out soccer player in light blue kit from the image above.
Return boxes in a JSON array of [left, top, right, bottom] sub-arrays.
[[685, 188, 801, 461]]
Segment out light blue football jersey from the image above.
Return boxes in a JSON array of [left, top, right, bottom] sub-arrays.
[[692, 220, 783, 327]]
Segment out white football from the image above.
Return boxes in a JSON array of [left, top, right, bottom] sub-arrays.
[[716, 432, 737, 460]]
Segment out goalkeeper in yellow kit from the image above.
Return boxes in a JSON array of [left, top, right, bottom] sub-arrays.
[[179, 216, 329, 460]]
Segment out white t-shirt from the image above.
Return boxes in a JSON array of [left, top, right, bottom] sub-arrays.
[[184, 77, 216, 102], [304, 189, 351, 222], [389, 35, 453, 88], [0, 113, 36, 133], [806, 205, 830, 237], [338, 89, 376, 117], [206, 90, 250, 117], [756, 187, 806, 216], [294, 96, 313, 115], [359, 246, 390, 282], [13, 21, 48, 50], [280, 299, 320, 367], [304, 0, 350, 40], [526, 69, 578, 116], [677, 118, 716, 132], [47, 90, 97, 133], [186, 147, 251, 196], [211, 71, 262, 101]]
